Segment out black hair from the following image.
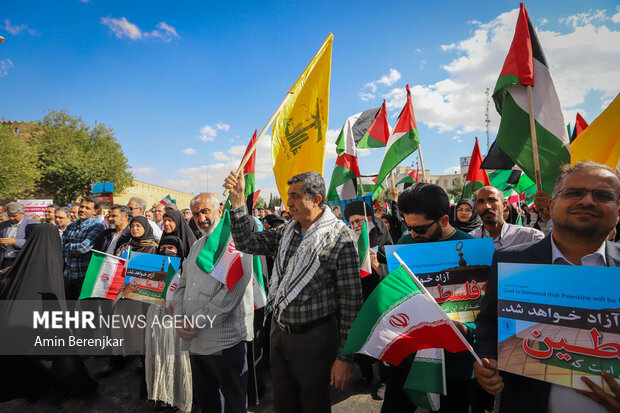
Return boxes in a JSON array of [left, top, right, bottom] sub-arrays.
[[81, 196, 100, 211], [397, 183, 449, 221]]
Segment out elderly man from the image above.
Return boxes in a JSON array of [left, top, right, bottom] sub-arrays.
[[470, 186, 544, 249], [152, 203, 166, 230], [0, 202, 39, 269], [173, 193, 254, 413], [474, 161, 620, 413], [224, 170, 362, 413], [62, 197, 106, 300], [54, 206, 71, 237], [127, 197, 162, 241]]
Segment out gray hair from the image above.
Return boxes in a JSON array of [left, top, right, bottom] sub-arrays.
[[5, 202, 24, 214], [55, 206, 70, 216], [287, 171, 326, 206], [129, 196, 146, 211], [190, 193, 219, 209], [111, 204, 132, 218], [553, 161, 620, 197]]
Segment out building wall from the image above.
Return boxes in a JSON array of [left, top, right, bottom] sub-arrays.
[[115, 180, 204, 211], [393, 166, 462, 193]]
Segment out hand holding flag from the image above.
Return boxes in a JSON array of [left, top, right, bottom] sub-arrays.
[[224, 171, 246, 210]]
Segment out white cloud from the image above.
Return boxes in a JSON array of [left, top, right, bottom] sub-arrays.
[[420, 60, 427, 70], [450, 136, 463, 144], [164, 179, 192, 192], [78, 0, 92, 3], [213, 151, 233, 161], [134, 167, 156, 175], [539, 18, 549, 26], [359, 69, 402, 101], [414, 48, 422, 53], [443, 166, 460, 174], [559, 10, 608, 27], [216, 122, 230, 131], [381, 7, 620, 135], [101, 17, 179, 42], [0, 59, 14, 77], [3, 19, 38, 36], [199, 125, 217, 142], [181, 148, 196, 155], [613, 7, 620, 24]]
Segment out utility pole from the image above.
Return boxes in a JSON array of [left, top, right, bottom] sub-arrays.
[[485, 88, 491, 154]]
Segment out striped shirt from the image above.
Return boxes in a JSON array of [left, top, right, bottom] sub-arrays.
[[230, 205, 362, 355], [62, 217, 105, 280]]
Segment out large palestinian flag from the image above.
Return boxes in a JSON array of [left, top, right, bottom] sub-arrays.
[[373, 85, 420, 195], [335, 101, 390, 154], [195, 210, 244, 291], [493, 3, 570, 195], [462, 137, 490, 199]]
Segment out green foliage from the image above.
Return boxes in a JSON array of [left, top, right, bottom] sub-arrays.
[[32, 110, 134, 205], [254, 196, 266, 208], [267, 193, 282, 210], [446, 176, 464, 199], [0, 125, 40, 202]]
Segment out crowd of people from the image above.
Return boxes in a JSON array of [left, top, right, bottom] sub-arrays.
[[0, 160, 619, 412]]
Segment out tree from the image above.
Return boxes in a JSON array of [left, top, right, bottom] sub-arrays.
[[0, 125, 40, 203], [254, 196, 266, 208], [32, 110, 134, 205], [446, 176, 464, 199], [268, 194, 282, 210]]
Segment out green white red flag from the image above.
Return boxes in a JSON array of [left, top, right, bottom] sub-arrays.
[[493, 3, 570, 195], [252, 255, 267, 309], [328, 114, 361, 201], [195, 209, 244, 291], [79, 250, 127, 300], [462, 137, 490, 199], [373, 85, 420, 194], [242, 130, 258, 210], [357, 220, 372, 278], [159, 195, 173, 205]]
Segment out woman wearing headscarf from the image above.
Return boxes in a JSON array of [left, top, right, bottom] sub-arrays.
[[116, 216, 159, 255], [0, 224, 97, 402], [145, 235, 193, 412], [449, 199, 482, 233], [503, 201, 521, 225], [381, 214, 402, 244], [159, 209, 196, 258]]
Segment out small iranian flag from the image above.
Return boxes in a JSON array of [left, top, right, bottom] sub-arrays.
[[195, 210, 244, 291], [493, 3, 570, 195], [327, 113, 361, 201], [252, 255, 267, 309], [373, 85, 420, 195], [357, 220, 372, 278], [462, 137, 490, 199], [79, 250, 126, 300], [160, 195, 173, 205]]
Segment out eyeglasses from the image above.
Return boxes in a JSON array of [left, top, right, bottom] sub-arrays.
[[402, 218, 438, 234], [348, 218, 366, 227], [553, 188, 620, 204], [456, 208, 472, 213]]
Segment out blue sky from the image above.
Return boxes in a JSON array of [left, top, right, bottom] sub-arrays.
[[1, 1, 619, 200]]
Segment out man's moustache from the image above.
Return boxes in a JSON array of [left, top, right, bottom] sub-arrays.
[[567, 206, 601, 217]]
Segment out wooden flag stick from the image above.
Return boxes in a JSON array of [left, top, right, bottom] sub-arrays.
[[393, 252, 483, 365], [418, 142, 428, 181], [223, 91, 294, 197], [526, 85, 543, 191], [390, 171, 396, 188]]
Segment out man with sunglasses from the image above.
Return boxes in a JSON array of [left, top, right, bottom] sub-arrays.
[[474, 161, 620, 413], [382, 183, 476, 413]]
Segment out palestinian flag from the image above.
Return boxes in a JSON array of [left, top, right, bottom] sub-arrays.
[[396, 168, 419, 193], [358, 174, 378, 197], [493, 3, 570, 195], [357, 220, 372, 278], [79, 250, 126, 300], [373, 85, 420, 194], [335, 101, 390, 154], [570, 112, 588, 143], [252, 255, 267, 309], [159, 195, 173, 205], [242, 130, 258, 211], [341, 265, 469, 367], [462, 137, 490, 199], [196, 209, 244, 291], [328, 115, 361, 201]]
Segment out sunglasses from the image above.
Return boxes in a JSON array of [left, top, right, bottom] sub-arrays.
[[402, 218, 438, 235], [553, 188, 620, 204]]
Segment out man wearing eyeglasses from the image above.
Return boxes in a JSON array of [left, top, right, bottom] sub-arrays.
[[470, 186, 544, 249], [383, 183, 476, 413], [474, 161, 620, 413], [127, 196, 162, 241]]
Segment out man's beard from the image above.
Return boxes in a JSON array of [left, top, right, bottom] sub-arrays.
[[481, 210, 500, 225], [198, 216, 220, 237], [418, 223, 443, 243]]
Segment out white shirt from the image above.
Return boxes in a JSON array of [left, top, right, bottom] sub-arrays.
[[469, 222, 545, 249], [148, 220, 162, 242], [547, 236, 608, 413]]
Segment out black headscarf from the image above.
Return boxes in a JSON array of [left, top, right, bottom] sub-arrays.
[[504, 202, 520, 224], [450, 199, 482, 233], [382, 214, 402, 244], [160, 209, 197, 258], [128, 216, 158, 251], [158, 235, 185, 260]]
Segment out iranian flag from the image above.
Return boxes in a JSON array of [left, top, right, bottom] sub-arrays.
[[242, 130, 259, 210], [357, 220, 372, 278], [252, 255, 267, 309], [195, 209, 244, 291], [79, 250, 126, 300], [493, 3, 570, 195], [159, 195, 173, 205], [462, 137, 490, 199], [327, 114, 361, 201], [335, 101, 390, 154], [396, 168, 419, 193], [373, 85, 420, 195]]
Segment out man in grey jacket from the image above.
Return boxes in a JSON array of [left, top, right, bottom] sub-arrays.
[[0, 202, 38, 269], [173, 192, 253, 413]]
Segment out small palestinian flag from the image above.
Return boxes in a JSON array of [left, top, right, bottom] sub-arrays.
[[404, 348, 446, 411], [80, 250, 126, 300], [396, 169, 419, 193], [252, 255, 267, 309], [462, 137, 490, 199], [570, 112, 588, 143], [357, 174, 378, 197], [335, 101, 390, 154], [160, 195, 173, 205], [358, 220, 372, 278], [328, 114, 361, 201], [196, 210, 244, 291], [242, 130, 258, 211]]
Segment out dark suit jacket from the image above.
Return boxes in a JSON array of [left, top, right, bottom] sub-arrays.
[[0, 217, 39, 266], [474, 235, 620, 412]]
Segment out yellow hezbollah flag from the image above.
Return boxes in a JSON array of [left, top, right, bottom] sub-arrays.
[[272, 33, 332, 206], [571, 92, 620, 168]]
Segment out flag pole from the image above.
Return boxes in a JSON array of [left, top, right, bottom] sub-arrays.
[[526, 85, 543, 191], [223, 91, 294, 197], [393, 252, 483, 365], [418, 143, 428, 181]]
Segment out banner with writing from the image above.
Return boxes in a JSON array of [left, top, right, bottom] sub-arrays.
[[385, 238, 494, 323], [498, 263, 620, 392], [119, 251, 181, 306]]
